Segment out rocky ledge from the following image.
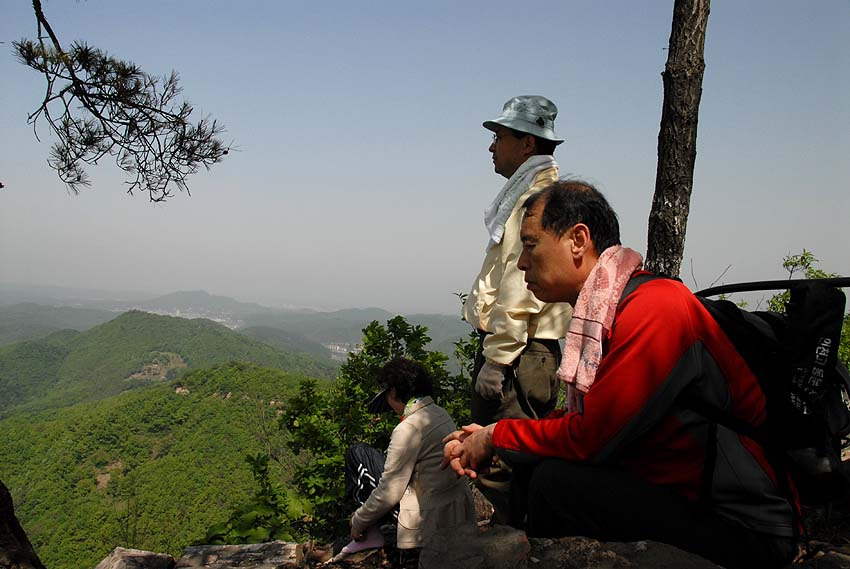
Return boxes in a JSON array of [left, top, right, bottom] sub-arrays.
[[91, 524, 850, 569], [3, 477, 849, 569]]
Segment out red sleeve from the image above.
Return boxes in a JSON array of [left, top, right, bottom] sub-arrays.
[[493, 279, 701, 461]]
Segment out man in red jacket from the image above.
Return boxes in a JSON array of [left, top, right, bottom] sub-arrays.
[[443, 180, 798, 569]]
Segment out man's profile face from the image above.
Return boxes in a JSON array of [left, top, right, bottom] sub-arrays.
[[489, 126, 531, 179], [518, 201, 582, 305]]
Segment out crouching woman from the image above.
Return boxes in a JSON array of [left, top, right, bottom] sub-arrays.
[[344, 357, 475, 557]]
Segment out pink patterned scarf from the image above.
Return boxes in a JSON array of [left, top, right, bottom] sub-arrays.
[[558, 246, 643, 412]]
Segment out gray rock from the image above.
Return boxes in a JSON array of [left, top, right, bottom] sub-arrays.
[[528, 536, 721, 569], [175, 541, 302, 568], [794, 550, 850, 568], [420, 529, 721, 569], [89, 530, 850, 569], [94, 547, 175, 569], [419, 524, 530, 569]]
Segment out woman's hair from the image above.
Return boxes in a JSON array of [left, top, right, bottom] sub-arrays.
[[376, 357, 434, 402]]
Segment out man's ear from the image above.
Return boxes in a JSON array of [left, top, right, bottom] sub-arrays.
[[567, 223, 592, 257], [520, 134, 537, 158]]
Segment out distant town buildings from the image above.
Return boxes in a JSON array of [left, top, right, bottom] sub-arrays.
[[325, 342, 361, 361], [138, 308, 245, 329]]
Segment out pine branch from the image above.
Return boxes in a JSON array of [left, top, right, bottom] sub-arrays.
[[15, 0, 231, 201]]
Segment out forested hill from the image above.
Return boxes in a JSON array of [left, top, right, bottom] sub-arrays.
[[0, 362, 310, 569], [0, 309, 338, 417]]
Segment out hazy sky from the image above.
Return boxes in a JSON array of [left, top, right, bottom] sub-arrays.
[[1, 1, 848, 314]]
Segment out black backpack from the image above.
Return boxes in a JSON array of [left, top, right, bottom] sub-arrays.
[[624, 274, 850, 507]]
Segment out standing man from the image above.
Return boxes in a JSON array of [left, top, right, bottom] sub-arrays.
[[464, 96, 572, 429]]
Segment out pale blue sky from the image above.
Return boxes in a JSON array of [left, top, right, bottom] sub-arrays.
[[1, 1, 848, 313]]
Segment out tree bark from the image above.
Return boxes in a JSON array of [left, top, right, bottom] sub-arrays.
[[646, 0, 710, 278], [0, 481, 45, 569]]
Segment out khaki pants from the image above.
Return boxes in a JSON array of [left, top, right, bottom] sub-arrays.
[[470, 332, 561, 425]]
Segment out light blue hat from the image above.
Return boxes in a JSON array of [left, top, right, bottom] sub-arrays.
[[483, 95, 564, 145]]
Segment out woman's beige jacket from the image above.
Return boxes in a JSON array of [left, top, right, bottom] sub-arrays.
[[350, 397, 475, 549]]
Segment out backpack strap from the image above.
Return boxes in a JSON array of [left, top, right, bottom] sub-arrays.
[[695, 277, 850, 298], [619, 272, 666, 302]]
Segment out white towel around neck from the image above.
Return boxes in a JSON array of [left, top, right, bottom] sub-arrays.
[[484, 155, 557, 248]]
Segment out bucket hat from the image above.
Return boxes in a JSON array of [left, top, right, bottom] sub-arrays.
[[483, 95, 564, 145]]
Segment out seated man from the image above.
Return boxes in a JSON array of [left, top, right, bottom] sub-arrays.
[[345, 357, 474, 558], [443, 181, 798, 569]]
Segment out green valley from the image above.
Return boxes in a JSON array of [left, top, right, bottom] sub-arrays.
[[0, 362, 314, 569], [0, 305, 470, 568]]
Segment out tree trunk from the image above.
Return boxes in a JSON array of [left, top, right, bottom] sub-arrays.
[[0, 481, 45, 569], [646, 0, 710, 278]]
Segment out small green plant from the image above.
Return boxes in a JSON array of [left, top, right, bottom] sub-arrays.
[[765, 250, 849, 370], [766, 250, 835, 313]]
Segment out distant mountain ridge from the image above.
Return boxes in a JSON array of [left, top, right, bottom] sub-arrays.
[[126, 290, 471, 364], [136, 290, 268, 317], [0, 310, 338, 417], [0, 302, 116, 346], [3, 288, 473, 369], [0, 283, 152, 309]]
